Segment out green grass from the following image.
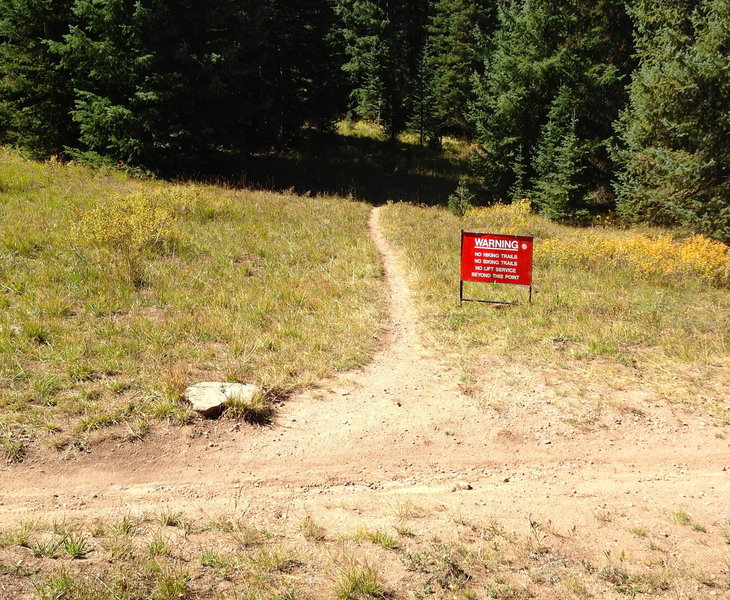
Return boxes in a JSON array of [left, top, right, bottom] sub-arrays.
[[353, 527, 400, 550], [299, 516, 327, 542], [672, 510, 707, 532], [0, 423, 26, 462], [31, 537, 63, 558], [157, 508, 185, 528], [62, 532, 92, 559], [0, 147, 384, 456], [0, 519, 36, 547], [380, 201, 730, 417], [147, 535, 173, 557], [114, 514, 141, 536], [224, 390, 275, 424], [335, 561, 387, 600], [34, 565, 191, 600]]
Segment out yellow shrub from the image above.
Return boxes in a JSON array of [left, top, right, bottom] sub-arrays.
[[465, 198, 534, 235], [538, 232, 730, 287], [80, 192, 175, 250], [76, 190, 178, 285]]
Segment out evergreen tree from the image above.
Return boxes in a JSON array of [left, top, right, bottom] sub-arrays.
[[471, 1, 561, 202], [255, 0, 346, 146], [335, 0, 387, 123], [407, 43, 438, 145], [57, 0, 257, 168], [532, 87, 587, 222], [471, 0, 634, 220], [293, 0, 349, 134], [0, 0, 75, 156], [50, 0, 344, 171], [614, 0, 730, 242], [425, 0, 493, 139], [333, 0, 427, 138]]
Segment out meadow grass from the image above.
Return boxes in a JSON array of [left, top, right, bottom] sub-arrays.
[[337, 120, 472, 161], [380, 200, 730, 417], [0, 148, 384, 458]]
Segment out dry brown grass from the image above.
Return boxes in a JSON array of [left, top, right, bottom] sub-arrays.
[[1, 501, 727, 600]]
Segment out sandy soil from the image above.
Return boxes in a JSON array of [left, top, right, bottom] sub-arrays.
[[1, 206, 729, 596]]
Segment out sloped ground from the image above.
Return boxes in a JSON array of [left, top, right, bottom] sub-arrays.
[[1, 207, 728, 599]]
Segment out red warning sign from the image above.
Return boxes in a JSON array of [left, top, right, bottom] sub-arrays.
[[460, 232, 533, 287]]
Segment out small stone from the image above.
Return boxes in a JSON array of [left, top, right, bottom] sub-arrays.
[[503, 477, 510, 483]]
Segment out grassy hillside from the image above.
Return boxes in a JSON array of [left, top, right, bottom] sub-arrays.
[[0, 149, 384, 460], [381, 200, 730, 422]]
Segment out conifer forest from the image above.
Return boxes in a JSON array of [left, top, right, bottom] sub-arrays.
[[1, 0, 728, 241]]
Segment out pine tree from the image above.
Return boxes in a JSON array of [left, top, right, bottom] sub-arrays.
[[335, 0, 387, 123], [408, 43, 438, 145], [0, 0, 76, 157], [471, 0, 634, 219], [426, 0, 493, 139], [57, 0, 249, 168], [294, 0, 349, 133], [333, 0, 427, 138], [470, 0, 549, 202], [532, 88, 587, 222], [614, 0, 730, 242], [50, 0, 344, 171], [258, 0, 346, 146]]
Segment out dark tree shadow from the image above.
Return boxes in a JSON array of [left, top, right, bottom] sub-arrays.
[[173, 129, 470, 206]]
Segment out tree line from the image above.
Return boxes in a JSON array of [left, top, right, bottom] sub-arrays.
[[1, 0, 728, 241]]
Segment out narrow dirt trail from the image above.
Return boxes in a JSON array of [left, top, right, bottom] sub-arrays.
[[1, 207, 728, 558]]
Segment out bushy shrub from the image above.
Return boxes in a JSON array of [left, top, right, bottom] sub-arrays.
[[76, 190, 178, 286], [538, 233, 730, 287], [464, 197, 553, 237]]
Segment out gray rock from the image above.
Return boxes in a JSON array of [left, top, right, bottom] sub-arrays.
[[184, 382, 259, 418]]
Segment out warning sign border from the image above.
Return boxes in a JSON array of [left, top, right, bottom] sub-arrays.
[[459, 230, 533, 306]]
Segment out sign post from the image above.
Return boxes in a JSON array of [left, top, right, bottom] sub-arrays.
[[460, 231, 533, 305]]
